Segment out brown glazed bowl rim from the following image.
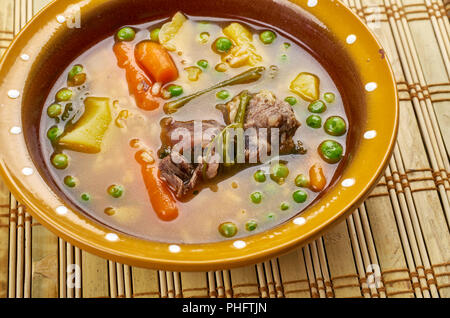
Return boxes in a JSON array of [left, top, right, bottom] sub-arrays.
[[0, 0, 398, 271]]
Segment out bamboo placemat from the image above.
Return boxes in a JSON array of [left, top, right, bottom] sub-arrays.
[[0, 0, 449, 298]]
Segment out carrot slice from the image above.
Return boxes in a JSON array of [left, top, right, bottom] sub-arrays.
[[309, 163, 326, 192], [135, 41, 178, 84], [113, 42, 159, 110], [135, 150, 179, 221]]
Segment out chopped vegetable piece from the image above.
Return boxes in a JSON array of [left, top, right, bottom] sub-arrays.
[[150, 28, 161, 42], [324, 116, 347, 136], [197, 59, 209, 69], [324, 92, 335, 103], [159, 11, 187, 51], [55, 88, 73, 102], [250, 191, 262, 204], [113, 41, 159, 110], [293, 189, 307, 203], [168, 85, 183, 97], [81, 193, 91, 201], [47, 103, 62, 118], [267, 212, 276, 220], [104, 207, 116, 216], [135, 41, 179, 84], [306, 115, 322, 128], [51, 153, 69, 169], [245, 220, 258, 231], [309, 163, 326, 192], [253, 170, 266, 182], [216, 90, 230, 100], [214, 37, 233, 53], [283, 42, 291, 49], [215, 63, 228, 72], [68, 73, 86, 87], [318, 140, 343, 164], [107, 184, 124, 198], [270, 162, 289, 184], [184, 66, 202, 81], [58, 97, 112, 153], [198, 32, 210, 44], [136, 150, 179, 221], [284, 96, 297, 106], [289, 72, 320, 101], [308, 100, 326, 113], [280, 202, 290, 210], [259, 30, 276, 44], [163, 66, 265, 114], [222, 22, 262, 67], [64, 175, 77, 188], [116, 27, 135, 41], [295, 174, 309, 188], [47, 126, 62, 142], [68, 65, 83, 81], [219, 222, 238, 238]]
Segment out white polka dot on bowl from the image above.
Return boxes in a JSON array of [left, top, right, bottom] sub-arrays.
[[169, 245, 181, 253], [56, 15, 66, 23], [364, 130, 377, 139], [233, 240, 246, 249], [10, 126, 22, 134], [56, 206, 68, 215], [21, 167, 33, 176], [342, 178, 355, 187], [346, 34, 357, 44], [8, 90, 20, 99], [307, 0, 318, 7], [293, 217, 306, 225], [365, 82, 377, 92], [20, 54, 30, 61], [105, 233, 119, 242]]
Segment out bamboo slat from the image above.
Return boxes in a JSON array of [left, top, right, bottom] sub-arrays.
[[0, 0, 448, 298]]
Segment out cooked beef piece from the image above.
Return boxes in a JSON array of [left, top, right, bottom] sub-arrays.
[[158, 118, 223, 198]]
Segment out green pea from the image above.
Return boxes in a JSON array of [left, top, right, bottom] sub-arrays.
[[218, 222, 237, 238], [308, 100, 327, 113], [306, 115, 322, 128], [47, 103, 62, 118], [253, 170, 266, 183], [324, 116, 347, 136], [51, 153, 68, 169], [280, 54, 288, 61], [267, 212, 276, 220], [107, 184, 124, 198], [81, 193, 91, 202], [250, 191, 262, 204], [324, 92, 336, 103], [270, 163, 289, 184], [245, 220, 258, 232], [168, 85, 183, 97], [284, 96, 297, 106], [47, 126, 62, 142], [280, 202, 290, 211], [215, 37, 233, 53], [197, 59, 209, 69], [216, 90, 230, 100], [150, 28, 160, 42], [283, 42, 291, 49], [64, 175, 77, 188], [295, 174, 309, 188], [259, 30, 277, 44], [55, 88, 73, 102], [68, 65, 83, 81], [116, 27, 135, 41], [318, 140, 344, 164], [293, 189, 308, 203]]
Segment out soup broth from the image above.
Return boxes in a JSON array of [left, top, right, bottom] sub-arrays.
[[40, 14, 348, 243]]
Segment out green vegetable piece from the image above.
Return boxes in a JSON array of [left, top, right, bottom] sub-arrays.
[[280, 202, 290, 210], [295, 174, 309, 188], [164, 66, 265, 114], [117, 27, 135, 41], [47, 103, 62, 118], [55, 88, 73, 102], [64, 175, 77, 188], [197, 59, 209, 69], [253, 170, 266, 183], [308, 100, 327, 113], [293, 189, 308, 203], [68, 65, 83, 81], [259, 30, 277, 44], [168, 85, 183, 97], [108, 184, 124, 198], [267, 212, 276, 220], [216, 90, 230, 100], [245, 220, 258, 232], [47, 126, 62, 142], [150, 28, 161, 42], [324, 92, 336, 103], [306, 115, 322, 128], [324, 116, 347, 136], [250, 191, 262, 204], [318, 140, 344, 164], [215, 37, 233, 53], [219, 222, 238, 238], [270, 162, 289, 184], [284, 96, 297, 106], [51, 153, 69, 170], [81, 193, 91, 201]]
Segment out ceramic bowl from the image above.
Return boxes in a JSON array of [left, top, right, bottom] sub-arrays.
[[0, 0, 398, 271]]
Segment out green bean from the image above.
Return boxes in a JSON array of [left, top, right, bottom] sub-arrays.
[[163, 67, 265, 114]]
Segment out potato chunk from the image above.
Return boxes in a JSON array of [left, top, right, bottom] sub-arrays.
[[289, 72, 320, 102], [222, 23, 262, 68], [58, 97, 112, 153], [158, 11, 187, 51]]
